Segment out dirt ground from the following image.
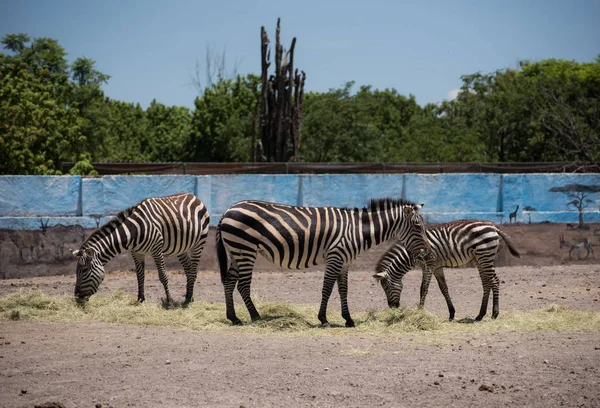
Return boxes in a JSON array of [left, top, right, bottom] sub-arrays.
[[1, 222, 600, 407]]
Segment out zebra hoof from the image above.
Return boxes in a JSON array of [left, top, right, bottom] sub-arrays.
[[137, 297, 145, 303], [345, 320, 355, 328], [231, 319, 243, 326], [319, 322, 331, 328], [161, 298, 175, 309]]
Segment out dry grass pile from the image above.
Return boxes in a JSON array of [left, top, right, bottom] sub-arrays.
[[1, 289, 599, 336]]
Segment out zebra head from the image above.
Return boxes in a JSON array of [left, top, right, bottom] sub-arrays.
[[372, 270, 401, 308], [71, 247, 105, 302], [393, 202, 431, 256]]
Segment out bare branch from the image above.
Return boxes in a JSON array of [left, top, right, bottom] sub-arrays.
[[187, 45, 242, 96]]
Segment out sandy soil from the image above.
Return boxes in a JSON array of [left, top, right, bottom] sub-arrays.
[[1, 222, 600, 407]]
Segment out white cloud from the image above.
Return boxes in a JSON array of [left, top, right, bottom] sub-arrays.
[[447, 88, 461, 100]]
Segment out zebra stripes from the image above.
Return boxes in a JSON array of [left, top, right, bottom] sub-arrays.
[[374, 220, 521, 321], [216, 198, 429, 327], [72, 193, 210, 305]]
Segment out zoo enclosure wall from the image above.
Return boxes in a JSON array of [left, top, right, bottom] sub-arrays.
[[1, 173, 599, 230]]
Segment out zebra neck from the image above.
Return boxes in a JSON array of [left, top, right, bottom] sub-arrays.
[[84, 220, 133, 265], [358, 208, 399, 251]]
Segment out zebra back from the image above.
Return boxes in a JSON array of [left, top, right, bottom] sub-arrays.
[[217, 198, 427, 270], [81, 193, 209, 261], [377, 219, 519, 278]]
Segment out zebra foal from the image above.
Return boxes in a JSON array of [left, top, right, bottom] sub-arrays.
[[216, 198, 430, 327], [374, 220, 521, 321], [72, 193, 210, 305]]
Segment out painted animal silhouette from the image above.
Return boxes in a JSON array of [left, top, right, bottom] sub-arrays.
[[509, 205, 519, 223], [559, 233, 594, 260]]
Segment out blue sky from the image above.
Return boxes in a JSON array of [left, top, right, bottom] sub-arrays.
[[2, 0, 599, 109]]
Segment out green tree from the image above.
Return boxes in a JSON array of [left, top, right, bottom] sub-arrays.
[[301, 82, 425, 162], [145, 100, 192, 162], [402, 102, 485, 162], [69, 57, 112, 161], [0, 36, 81, 174], [524, 59, 600, 165], [188, 74, 260, 162], [450, 58, 600, 164], [103, 100, 149, 161]]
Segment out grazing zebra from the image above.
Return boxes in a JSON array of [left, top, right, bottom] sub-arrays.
[[71, 193, 210, 305], [216, 198, 430, 327], [374, 220, 521, 321]]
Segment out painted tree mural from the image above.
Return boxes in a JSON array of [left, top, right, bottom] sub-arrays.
[[549, 184, 600, 227]]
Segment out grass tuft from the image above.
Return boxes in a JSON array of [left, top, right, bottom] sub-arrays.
[[1, 290, 599, 337]]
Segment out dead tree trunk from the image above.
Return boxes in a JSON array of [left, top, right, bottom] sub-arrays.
[[255, 18, 306, 162]]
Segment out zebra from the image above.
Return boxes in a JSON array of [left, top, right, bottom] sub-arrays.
[[71, 193, 210, 306], [373, 219, 521, 321], [216, 198, 430, 327]]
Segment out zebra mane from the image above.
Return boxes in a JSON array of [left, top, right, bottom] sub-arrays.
[[374, 253, 387, 273], [82, 205, 137, 248], [366, 198, 417, 212]]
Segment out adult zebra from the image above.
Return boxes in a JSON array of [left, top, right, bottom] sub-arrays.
[[72, 193, 210, 305], [216, 198, 430, 327], [374, 219, 521, 321]]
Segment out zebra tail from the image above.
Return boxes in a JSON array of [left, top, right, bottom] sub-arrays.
[[497, 229, 522, 258], [216, 222, 229, 284]]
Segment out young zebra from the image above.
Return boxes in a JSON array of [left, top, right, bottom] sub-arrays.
[[374, 220, 521, 321], [71, 193, 210, 305], [216, 198, 430, 327]]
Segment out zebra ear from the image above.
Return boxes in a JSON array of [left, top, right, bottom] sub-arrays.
[[71, 249, 82, 257], [415, 203, 424, 211], [373, 272, 387, 281]]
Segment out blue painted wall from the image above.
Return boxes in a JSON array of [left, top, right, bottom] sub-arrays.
[[0, 174, 599, 230]]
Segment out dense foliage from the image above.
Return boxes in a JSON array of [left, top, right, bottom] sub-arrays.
[[1, 33, 598, 174]]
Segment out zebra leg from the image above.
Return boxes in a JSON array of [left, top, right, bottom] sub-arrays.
[[418, 265, 434, 309], [152, 252, 174, 308], [318, 263, 341, 327], [181, 240, 206, 304], [490, 271, 500, 319], [433, 268, 455, 321], [236, 254, 260, 322], [131, 252, 146, 303], [475, 268, 492, 321], [177, 252, 196, 305], [223, 261, 242, 325], [336, 266, 354, 327]]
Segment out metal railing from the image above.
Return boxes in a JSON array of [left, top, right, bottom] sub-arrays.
[[61, 161, 600, 175]]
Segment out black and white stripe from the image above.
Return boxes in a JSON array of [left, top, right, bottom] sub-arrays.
[[72, 193, 210, 305], [374, 219, 521, 321], [216, 198, 429, 327]]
